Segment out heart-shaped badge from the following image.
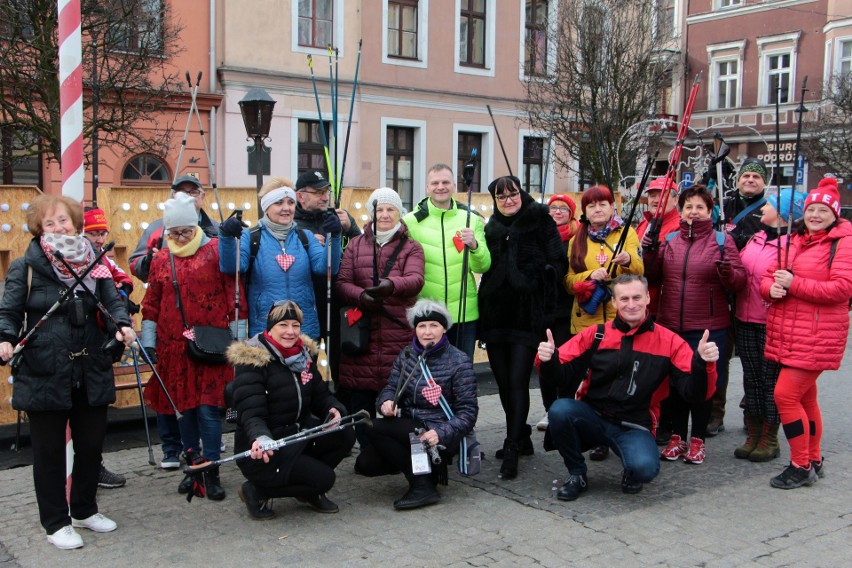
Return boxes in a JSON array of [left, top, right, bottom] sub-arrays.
[[422, 384, 442, 406], [90, 264, 113, 279], [346, 307, 364, 326], [452, 232, 464, 253], [301, 370, 312, 384], [182, 329, 196, 341], [276, 253, 295, 271]]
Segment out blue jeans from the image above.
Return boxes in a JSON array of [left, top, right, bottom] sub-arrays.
[[177, 405, 222, 462], [156, 412, 182, 458], [450, 320, 477, 361], [549, 398, 660, 483]]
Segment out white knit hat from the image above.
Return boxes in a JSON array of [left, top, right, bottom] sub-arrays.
[[367, 187, 405, 217], [163, 192, 198, 229]]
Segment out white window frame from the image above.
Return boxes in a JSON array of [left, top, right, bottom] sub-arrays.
[[379, 117, 427, 204], [652, 0, 678, 41], [517, 129, 553, 194], [452, 123, 494, 188], [707, 40, 745, 111], [836, 36, 852, 76], [518, 0, 558, 81], [715, 0, 742, 9], [382, 0, 429, 68], [454, 0, 497, 77], [291, 0, 345, 57], [289, 111, 350, 184], [757, 32, 800, 107]]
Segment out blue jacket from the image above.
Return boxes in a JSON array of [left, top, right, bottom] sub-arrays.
[[219, 221, 341, 338]]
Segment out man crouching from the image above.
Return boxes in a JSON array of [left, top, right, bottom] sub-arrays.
[[536, 274, 718, 500]]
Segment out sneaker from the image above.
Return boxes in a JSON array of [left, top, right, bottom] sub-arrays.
[[47, 525, 83, 550], [683, 437, 706, 464], [660, 435, 687, 461], [770, 463, 817, 489], [556, 473, 588, 501], [621, 470, 643, 494], [97, 464, 126, 489], [589, 445, 610, 461], [536, 413, 549, 431], [72, 513, 117, 533], [812, 458, 825, 478], [706, 418, 725, 437], [160, 453, 180, 470]]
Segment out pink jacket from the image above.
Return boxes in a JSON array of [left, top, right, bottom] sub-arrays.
[[761, 220, 852, 370], [736, 231, 789, 325]]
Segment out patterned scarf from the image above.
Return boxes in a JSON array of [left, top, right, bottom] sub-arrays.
[[263, 331, 311, 374], [39, 233, 107, 290], [586, 214, 624, 244]]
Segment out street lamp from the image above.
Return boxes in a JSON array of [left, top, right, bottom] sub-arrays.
[[238, 87, 276, 193]]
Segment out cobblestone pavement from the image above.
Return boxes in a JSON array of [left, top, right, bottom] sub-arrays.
[[1, 353, 850, 568]]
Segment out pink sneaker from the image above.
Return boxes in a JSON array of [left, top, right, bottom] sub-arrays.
[[660, 435, 687, 461], [683, 437, 706, 464]]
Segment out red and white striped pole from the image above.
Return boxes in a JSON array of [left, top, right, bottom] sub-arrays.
[[58, 0, 84, 499]]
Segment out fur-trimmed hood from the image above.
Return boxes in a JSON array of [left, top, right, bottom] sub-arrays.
[[227, 333, 319, 367]]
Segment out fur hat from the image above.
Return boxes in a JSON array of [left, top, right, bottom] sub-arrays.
[[804, 177, 841, 219], [83, 208, 108, 232], [738, 158, 768, 183], [367, 187, 405, 217], [163, 192, 198, 229]]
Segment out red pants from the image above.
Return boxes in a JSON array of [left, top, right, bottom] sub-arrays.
[[774, 367, 822, 468]]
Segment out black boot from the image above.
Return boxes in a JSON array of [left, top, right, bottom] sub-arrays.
[[500, 438, 519, 479], [205, 466, 226, 501], [238, 481, 275, 520], [393, 475, 440, 510], [495, 425, 534, 458]]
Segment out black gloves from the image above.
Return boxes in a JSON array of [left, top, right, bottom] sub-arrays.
[[143, 347, 157, 364], [220, 217, 244, 238], [359, 291, 383, 313], [321, 213, 342, 237], [365, 279, 394, 299]]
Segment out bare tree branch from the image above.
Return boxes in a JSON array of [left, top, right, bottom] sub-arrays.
[[806, 71, 852, 178]]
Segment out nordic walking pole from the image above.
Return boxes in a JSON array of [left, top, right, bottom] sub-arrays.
[[172, 71, 198, 186], [338, 39, 363, 208], [785, 76, 808, 267], [232, 210, 244, 332], [608, 151, 658, 278], [187, 71, 224, 223], [130, 345, 156, 466], [712, 132, 730, 227], [307, 55, 335, 188], [487, 104, 514, 177], [327, 46, 338, 198], [457, 150, 479, 346], [774, 85, 783, 269]]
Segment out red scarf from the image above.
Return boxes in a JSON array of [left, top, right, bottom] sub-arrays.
[[263, 331, 303, 358], [557, 223, 574, 243]]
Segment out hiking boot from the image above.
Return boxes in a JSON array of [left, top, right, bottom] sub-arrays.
[[557, 473, 588, 501], [660, 435, 687, 461], [205, 467, 226, 501], [178, 475, 194, 495], [98, 463, 126, 489], [683, 437, 706, 465], [47, 525, 83, 550], [749, 422, 780, 462], [812, 458, 825, 478], [589, 445, 609, 461], [770, 463, 817, 489], [499, 439, 519, 479], [394, 476, 440, 510], [298, 494, 339, 513], [621, 470, 643, 494], [734, 415, 762, 459], [238, 482, 275, 520]]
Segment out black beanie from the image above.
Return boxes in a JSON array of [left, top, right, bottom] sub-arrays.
[[266, 303, 302, 331], [412, 310, 449, 330]]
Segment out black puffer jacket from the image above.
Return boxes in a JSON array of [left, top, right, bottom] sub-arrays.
[[0, 239, 131, 411], [479, 194, 568, 347], [377, 338, 478, 449], [227, 333, 346, 482]]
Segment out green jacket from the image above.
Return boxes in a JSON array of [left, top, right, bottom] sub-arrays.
[[403, 196, 491, 323]]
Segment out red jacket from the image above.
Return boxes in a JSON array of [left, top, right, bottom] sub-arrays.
[[646, 218, 745, 333], [761, 220, 852, 371], [336, 223, 425, 392], [637, 208, 681, 316]]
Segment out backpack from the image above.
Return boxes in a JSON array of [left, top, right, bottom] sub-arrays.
[[826, 238, 852, 309], [666, 230, 726, 259], [245, 225, 311, 284]]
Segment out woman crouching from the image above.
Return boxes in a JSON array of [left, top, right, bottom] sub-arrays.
[[355, 300, 478, 510], [227, 301, 355, 520]]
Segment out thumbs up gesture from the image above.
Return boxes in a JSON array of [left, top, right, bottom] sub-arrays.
[[697, 329, 719, 362], [538, 328, 557, 362]]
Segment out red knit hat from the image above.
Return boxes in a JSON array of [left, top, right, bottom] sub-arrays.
[[548, 194, 576, 216], [804, 177, 841, 219], [83, 208, 109, 232]]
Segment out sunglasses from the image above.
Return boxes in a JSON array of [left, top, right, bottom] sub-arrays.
[[167, 228, 196, 240], [495, 190, 521, 202]]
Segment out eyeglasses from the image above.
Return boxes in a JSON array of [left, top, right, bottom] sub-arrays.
[[300, 188, 330, 196], [167, 228, 196, 240], [549, 206, 572, 213], [175, 188, 204, 197], [495, 190, 521, 202], [85, 230, 110, 238]]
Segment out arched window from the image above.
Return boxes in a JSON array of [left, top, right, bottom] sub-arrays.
[[122, 154, 170, 185]]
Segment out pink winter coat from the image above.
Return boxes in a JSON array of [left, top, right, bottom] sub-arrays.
[[736, 231, 790, 325], [761, 220, 852, 371], [336, 222, 425, 392]]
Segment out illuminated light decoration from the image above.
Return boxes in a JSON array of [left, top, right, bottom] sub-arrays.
[[121, 203, 131, 211], [1, 224, 11, 232], [21, 224, 29, 232], [211, 203, 219, 210], [157, 202, 166, 211], [227, 202, 235, 210], [243, 202, 252, 210], [139, 203, 149, 211], [0, 203, 9, 211], [122, 222, 132, 231], [21, 203, 30, 211], [361, 214, 368, 222], [354, 202, 362, 209], [7, 376, 12, 385], [140, 222, 150, 230], [143, 282, 149, 289]]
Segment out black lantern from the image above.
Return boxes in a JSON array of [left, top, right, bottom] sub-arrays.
[[238, 87, 276, 192]]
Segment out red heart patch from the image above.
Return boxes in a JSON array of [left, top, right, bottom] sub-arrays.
[[346, 307, 364, 326], [276, 253, 295, 271], [182, 329, 196, 341], [452, 233, 464, 253], [90, 265, 113, 279], [301, 370, 312, 384], [422, 384, 442, 406]]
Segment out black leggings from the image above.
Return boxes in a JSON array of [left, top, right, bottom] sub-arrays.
[[356, 417, 419, 478], [487, 341, 536, 442], [245, 427, 355, 499]]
